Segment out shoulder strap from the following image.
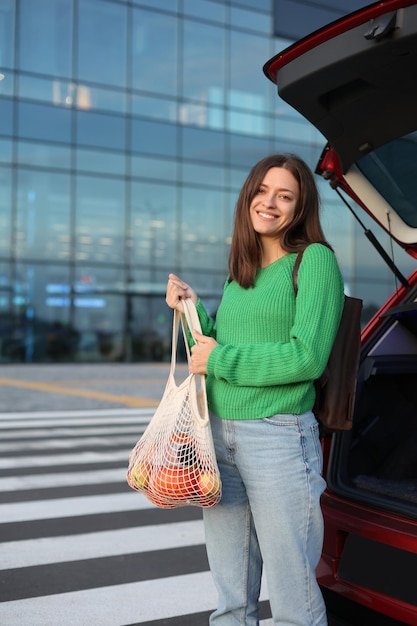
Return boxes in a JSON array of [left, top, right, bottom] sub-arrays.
[[292, 249, 305, 295]]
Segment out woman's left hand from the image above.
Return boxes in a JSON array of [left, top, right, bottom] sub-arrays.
[[190, 331, 218, 374]]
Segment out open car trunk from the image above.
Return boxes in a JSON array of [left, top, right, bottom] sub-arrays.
[[333, 282, 417, 520]]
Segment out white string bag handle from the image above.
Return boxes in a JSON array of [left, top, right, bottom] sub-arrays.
[[168, 298, 209, 429]]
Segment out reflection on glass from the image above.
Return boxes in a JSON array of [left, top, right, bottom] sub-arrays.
[[76, 110, 126, 150], [131, 118, 178, 157], [181, 126, 226, 163], [0, 98, 13, 136], [132, 8, 178, 96], [235, 0, 271, 10], [16, 169, 71, 261], [131, 93, 177, 122], [230, 30, 271, 114], [76, 147, 126, 177], [18, 141, 71, 170], [227, 109, 268, 137], [130, 180, 177, 267], [77, 0, 127, 88], [181, 162, 225, 188], [0, 71, 14, 96], [132, 0, 178, 11], [182, 20, 225, 101], [72, 266, 125, 361], [0, 166, 12, 256], [75, 175, 126, 263], [0, 139, 12, 164], [183, 0, 226, 23], [18, 0, 73, 77], [18, 75, 74, 106], [17, 102, 71, 143], [181, 186, 227, 270], [179, 100, 224, 131], [230, 6, 271, 33], [0, 0, 15, 69], [229, 133, 271, 168], [130, 155, 177, 182]]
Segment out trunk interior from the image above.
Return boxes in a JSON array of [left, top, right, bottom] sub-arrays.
[[332, 290, 417, 519]]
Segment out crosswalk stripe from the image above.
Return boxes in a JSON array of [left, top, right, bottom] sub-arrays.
[[0, 449, 131, 469], [0, 491, 154, 523], [0, 572, 271, 625], [0, 434, 139, 453], [0, 520, 205, 569], [0, 468, 128, 491]]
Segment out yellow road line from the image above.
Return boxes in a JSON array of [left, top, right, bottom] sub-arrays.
[[0, 378, 159, 408]]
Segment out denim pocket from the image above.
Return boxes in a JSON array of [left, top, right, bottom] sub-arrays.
[[262, 413, 299, 428], [310, 420, 323, 474]]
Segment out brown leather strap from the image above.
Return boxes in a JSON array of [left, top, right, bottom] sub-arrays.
[[292, 249, 305, 295]]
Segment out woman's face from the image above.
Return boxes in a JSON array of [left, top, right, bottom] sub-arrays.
[[249, 166, 299, 240]]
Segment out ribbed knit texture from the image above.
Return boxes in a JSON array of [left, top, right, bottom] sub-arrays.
[[196, 243, 345, 420]]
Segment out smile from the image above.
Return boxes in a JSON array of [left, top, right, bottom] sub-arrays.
[[257, 212, 277, 220]]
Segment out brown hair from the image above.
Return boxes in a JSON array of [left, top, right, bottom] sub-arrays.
[[228, 153, 331, 288]]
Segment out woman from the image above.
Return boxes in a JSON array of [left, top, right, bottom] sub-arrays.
[[166, 154, 344, 625]]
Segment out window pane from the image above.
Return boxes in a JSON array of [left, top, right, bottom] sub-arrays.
[[131, 9, 178, 96], [0, 97, 13, 136], [183, 0, 226, 23], [131, 94, 177, 123], [17, 141, 71, 170], [181, 162, 225, 188], [131, 119, 178, 157], [132, 0, 178, 10], [227, 109, 269, 137], [76, 85, 127, 114], [179, 100, 225, 131], [18, 75, 74, 106], [181, 126, 226, 163], [130, 155, 177, 182], [72, 266, 125, 362], [75, 175, 126, 263], [229, 134, 272, 168], [0, 0, 15, 68], [77, 0, 127, 88], [130, 181, 177, 267], [0, 166, 12, 257], [230, 30, 270, 113], [0, 71, 14, 97], [76, 110, 126, 150], [231, 6, 271, 33], [16, 170, 71, 261], [17, 102, 71, 143], [182, 20, 225, 101], [0, 138, 12, 163], [18, 0, 73, 77], [76, 147, 126, 177], [181, 187, 227, 270]]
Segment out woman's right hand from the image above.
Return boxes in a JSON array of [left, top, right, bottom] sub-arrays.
[[166, 273, 198, 312]]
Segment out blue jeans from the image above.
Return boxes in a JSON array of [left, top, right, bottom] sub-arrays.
[[203, 411, 327, 626]]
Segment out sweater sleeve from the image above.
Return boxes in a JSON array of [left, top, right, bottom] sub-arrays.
[[206, 245, 345, 387], [195, 299, 217, 339]]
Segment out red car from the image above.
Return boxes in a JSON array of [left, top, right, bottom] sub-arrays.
[[264, 2, 417, 624]]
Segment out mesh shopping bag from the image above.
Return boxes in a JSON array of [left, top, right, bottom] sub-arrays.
[[127, 298, 222, 508]]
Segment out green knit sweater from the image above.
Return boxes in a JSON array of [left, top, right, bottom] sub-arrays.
[[196, 243, 345, 420]]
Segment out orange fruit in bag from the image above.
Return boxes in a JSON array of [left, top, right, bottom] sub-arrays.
[[151, 464, 199, 499]]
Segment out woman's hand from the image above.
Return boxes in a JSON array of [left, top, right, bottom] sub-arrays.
[[189, 330, 218, 375], [166, 273, 198, 312]]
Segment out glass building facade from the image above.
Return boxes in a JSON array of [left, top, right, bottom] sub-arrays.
[[0, 0, 414, 363]]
